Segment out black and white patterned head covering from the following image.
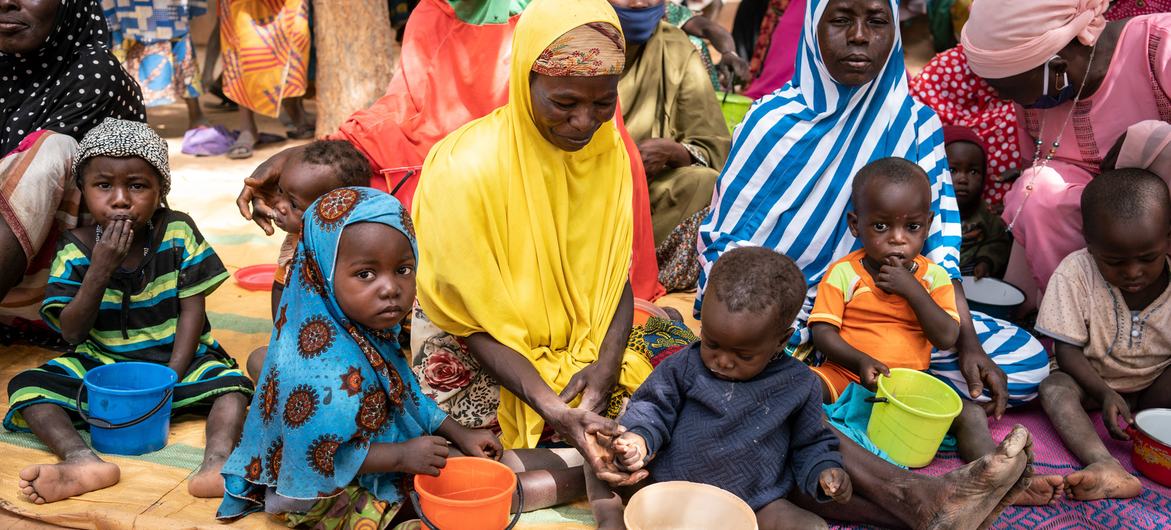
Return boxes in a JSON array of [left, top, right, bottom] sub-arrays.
[[0, 0, 145, 156], [74, 118, 170, 198]]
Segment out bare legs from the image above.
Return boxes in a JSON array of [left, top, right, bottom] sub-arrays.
[[17, 404, 120, 504], [952, 400, 1062, 505], [188, 392, 249, 497], [1040, 371, 1152, 500]]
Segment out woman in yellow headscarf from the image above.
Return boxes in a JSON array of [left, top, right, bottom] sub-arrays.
[[414, 0, 683, 524]]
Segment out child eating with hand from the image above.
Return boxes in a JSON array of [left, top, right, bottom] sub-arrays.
[[809, 157, 961, 400], [945, 126, 1011, 279], [1037, 168, 1171, 501], [613, 247, 851, 529], [6, 118, 254, 503]]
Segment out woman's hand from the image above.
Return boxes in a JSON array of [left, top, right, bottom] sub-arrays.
[[440, 418, 503, 460], [1099, 388, 1134, 440], [549, 407, 646, 487], [90, 219, 134, 276], [718, 52, 750, 90], [636, 138, 692, 176], [559, 360, 619, 415], [235, 146, 302, 235]]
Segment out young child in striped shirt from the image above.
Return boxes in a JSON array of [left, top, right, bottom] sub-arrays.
[[6, 118, 253, 504]]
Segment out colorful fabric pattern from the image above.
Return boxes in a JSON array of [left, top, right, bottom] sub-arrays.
[[532, 22, 625, 77], [218, 0, 311, 117], [4, 349, 253, 431], [40, 209, 229, 364], [280, 485, 404, 530], [218, 189, 447, 520], [0, 131, 81, 323], [111, 35, 202, 107], [655, 206, 707, 292], [101, 0, 208, 43], [909, 46, 1019, 207]]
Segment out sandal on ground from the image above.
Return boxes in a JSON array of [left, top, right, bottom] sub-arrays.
[[286, 123, 316, 140], [226, 140, 254, 160]]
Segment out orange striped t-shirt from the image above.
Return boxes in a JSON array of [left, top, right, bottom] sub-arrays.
[[809, 250, 959, 369]]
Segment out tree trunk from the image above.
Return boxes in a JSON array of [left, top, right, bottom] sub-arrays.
[[312, 0, 397, 136]]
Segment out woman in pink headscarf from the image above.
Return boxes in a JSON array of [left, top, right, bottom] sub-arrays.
[[961, 0, 1171, 294]]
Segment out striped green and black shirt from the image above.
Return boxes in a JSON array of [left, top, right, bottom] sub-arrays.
[[41, 209, 231, 363]]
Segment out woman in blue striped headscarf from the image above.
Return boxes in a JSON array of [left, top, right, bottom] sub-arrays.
[[696, 0, 1049, 466]]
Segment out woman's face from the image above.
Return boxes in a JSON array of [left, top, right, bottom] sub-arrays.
[[816, 0, 895, 86], [529, 73, 620, 152], [0, 0, 59, 54], [984, 60, 1061, 106]]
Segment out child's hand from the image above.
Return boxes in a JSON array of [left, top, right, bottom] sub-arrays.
[[875, 257, 922, 299], [819, 467, 852, 503], [446, 423, 503, 460], [973, 261, 993, 280], [858, 357, 891, 392], [91, 219, 134, 274], [394, 436, 450, 476], [611, 432, 649, 473], [1099, 389, 1134, 440]]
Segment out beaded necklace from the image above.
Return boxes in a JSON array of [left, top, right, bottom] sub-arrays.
[[1005, 43, 1099, 233]]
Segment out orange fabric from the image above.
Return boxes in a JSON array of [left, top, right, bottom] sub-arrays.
[[328, 0, 663, 300], [809, 250, 959, 371], [810, 362, 858, 401]]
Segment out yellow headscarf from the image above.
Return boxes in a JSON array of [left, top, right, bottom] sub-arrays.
[[414, 0, 649, 449]]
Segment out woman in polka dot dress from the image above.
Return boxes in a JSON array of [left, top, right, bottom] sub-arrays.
[[0, 0, 145, 326]]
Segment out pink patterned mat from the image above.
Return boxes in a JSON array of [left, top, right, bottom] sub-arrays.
[[833, 405, 1171, 529]]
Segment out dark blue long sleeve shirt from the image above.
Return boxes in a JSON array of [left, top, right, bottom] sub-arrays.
[[619, 342, 842, 510]]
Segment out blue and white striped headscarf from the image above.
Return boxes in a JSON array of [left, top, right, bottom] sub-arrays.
[[696, 0, 961, 345]]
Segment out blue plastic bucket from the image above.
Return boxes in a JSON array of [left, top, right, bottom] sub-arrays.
[[77, 362, 177, 455]]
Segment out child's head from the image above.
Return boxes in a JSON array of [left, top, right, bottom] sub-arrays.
[[315, 189, 417, 330], [700, 247, 806, 381], [1081, 168, 1171, 295], [73, 118, 170, 231], [273, 140, 372, 233], [943, 126, 987, 212], [848, 157, 934, 269]]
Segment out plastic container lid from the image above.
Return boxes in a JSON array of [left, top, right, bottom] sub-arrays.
[[234, 264, 278, 291]]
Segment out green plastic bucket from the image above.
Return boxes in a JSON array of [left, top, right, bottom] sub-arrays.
[[867, 368, 962, 468], [715, 91, 753, 134]]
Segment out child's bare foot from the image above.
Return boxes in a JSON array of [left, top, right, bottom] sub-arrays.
[[187, 453, 228, 498], [921, 425, 1031, 530], [1065, 460, 1142, 501], [1010, 474, 1064, 505], [18, 453, 120, 504]]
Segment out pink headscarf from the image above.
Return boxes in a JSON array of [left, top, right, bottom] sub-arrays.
[[1118, 120, 1171, 181], [960, 0, 1108, 79]]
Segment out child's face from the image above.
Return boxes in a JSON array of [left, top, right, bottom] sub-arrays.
[[698, 295, 792, 381], [273, 160, 344, 234], [1088, 215, 1171, 295], [81, 156, 162, 231], [848, 178, 933, 269], [334, 222, 416, 330], [946, 141, 985, 211]]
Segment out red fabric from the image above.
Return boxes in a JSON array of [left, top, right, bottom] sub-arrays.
[[327, 0, 663, 300], [909, 45, 1019, 207]]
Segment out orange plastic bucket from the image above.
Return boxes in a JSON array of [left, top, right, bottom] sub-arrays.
[[633, 298, 669, 326], [410, 457, 522, 530]]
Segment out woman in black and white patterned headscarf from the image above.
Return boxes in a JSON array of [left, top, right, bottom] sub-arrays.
[[0, 0, 145, 327], [1, 0, 145, 155]]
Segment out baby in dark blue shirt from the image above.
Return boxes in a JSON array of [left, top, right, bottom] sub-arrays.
[[613, 247, 851, 529]]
